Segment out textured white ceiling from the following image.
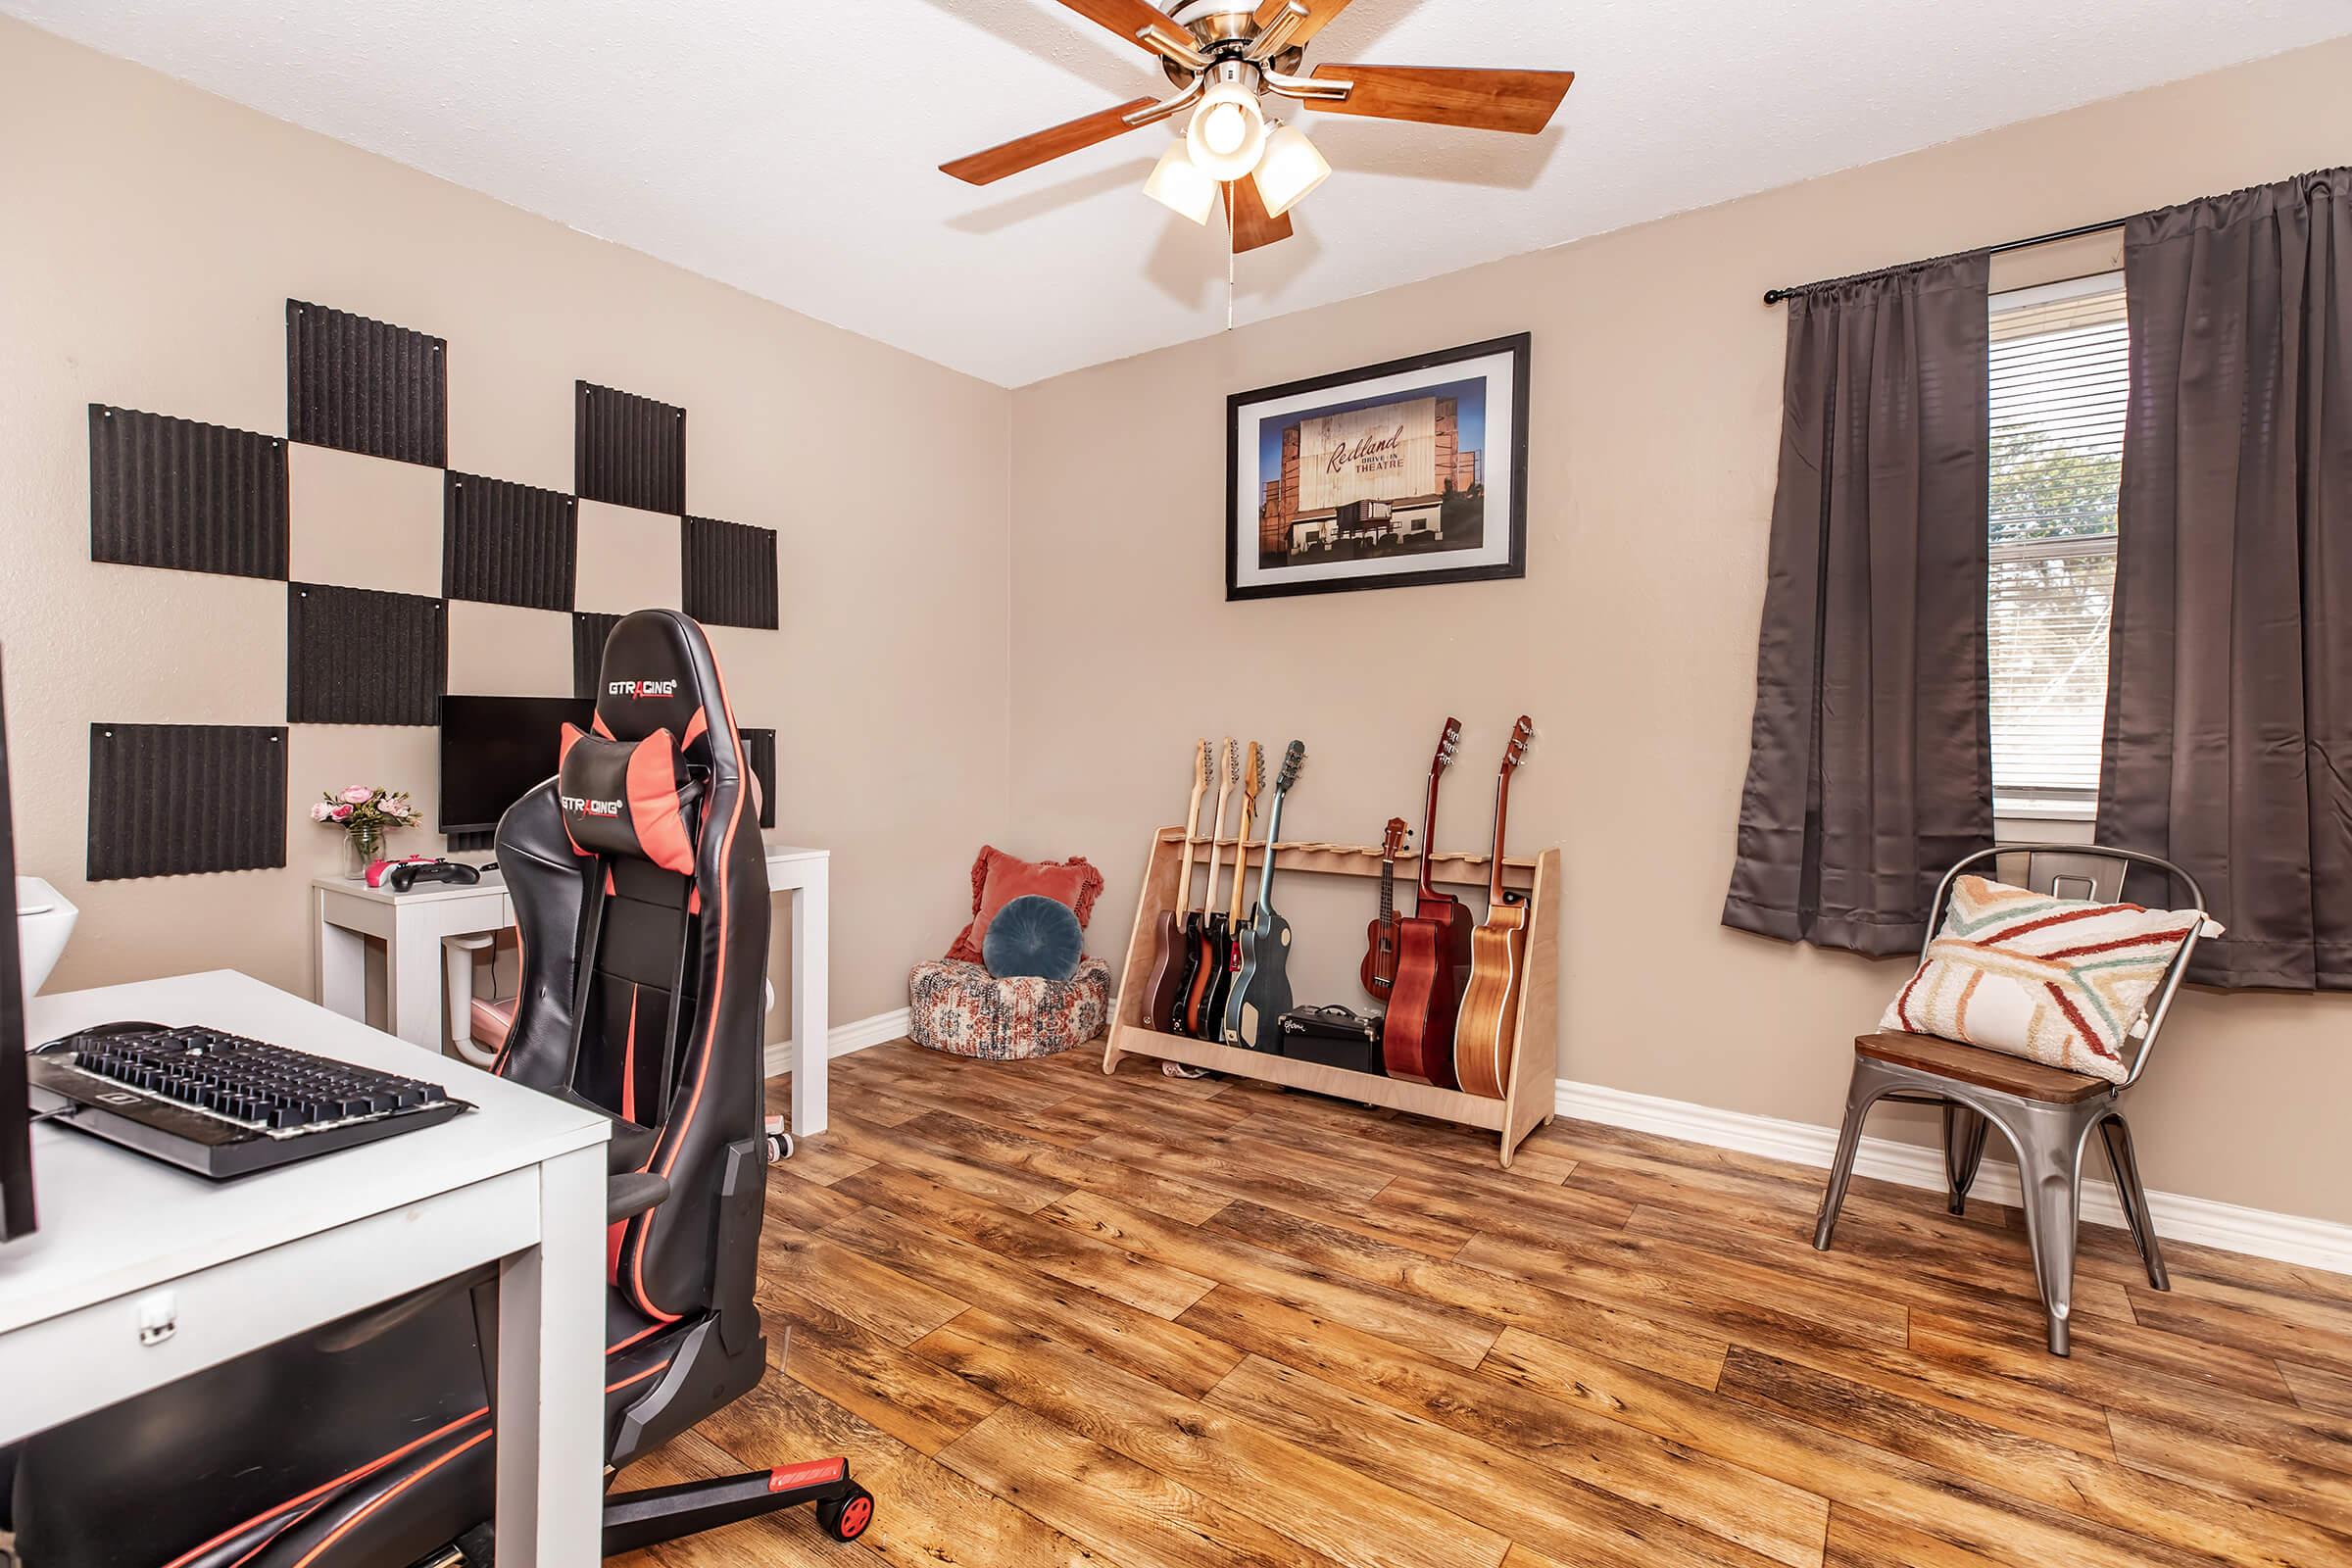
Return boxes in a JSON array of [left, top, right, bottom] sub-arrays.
[[8, 1, 2346, 386]]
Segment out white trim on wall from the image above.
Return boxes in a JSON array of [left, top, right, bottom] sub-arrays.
[[763, 1006, 911, 1077], [1554, 1077, 2352, 1276]]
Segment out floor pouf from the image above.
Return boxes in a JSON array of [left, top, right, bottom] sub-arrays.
[[907, 956, 1111, 1059]]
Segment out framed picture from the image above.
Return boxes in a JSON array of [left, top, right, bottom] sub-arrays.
[[1226, 333, 1530, 602]]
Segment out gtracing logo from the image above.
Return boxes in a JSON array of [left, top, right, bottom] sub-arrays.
[[561, 795, 624, 818], [609, 678, 680, 700]]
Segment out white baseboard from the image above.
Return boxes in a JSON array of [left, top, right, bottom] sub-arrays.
[[763, 1006, 911, 1077], [1554, 1078, 2352, 1276]]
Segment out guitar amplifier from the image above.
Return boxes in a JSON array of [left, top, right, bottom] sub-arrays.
[[1277, 1005, 1386, 1076]]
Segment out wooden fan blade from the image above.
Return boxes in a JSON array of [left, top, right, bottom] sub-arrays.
[[1307, 65, 1575, 134], [1225, 176, 1294, 253], [940, 97, 1158, 185], [1054, 0, 1189, 53], [1256, 0, 1355, 47]]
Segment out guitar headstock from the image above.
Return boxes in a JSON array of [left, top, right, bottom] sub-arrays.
[[1276, 740, 1305, 794], [1500, 714, 1535, 776], [1220, 737, 1238, 790], [1243, 741, 1263, 808], [1431, 716, 1462, 777], [1381, 817, 1409, 859], [1192, 737, 1209, 788]]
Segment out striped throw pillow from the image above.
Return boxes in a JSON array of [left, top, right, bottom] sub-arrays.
[[1882, 875, 2211, 1084]]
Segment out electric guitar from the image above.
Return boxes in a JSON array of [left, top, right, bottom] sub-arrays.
[[1177, 739, 1237, 1035], [1454, 716, 1536, 1101], [1227, 741, 1306, 1051], [1144, 739, 1210, 1037], [1199, 742, 1261, 1041], [1382, 718, 1476, 1088], [1360, 816, 1411, 999]]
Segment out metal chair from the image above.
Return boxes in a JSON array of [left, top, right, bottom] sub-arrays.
[[1811, 845, 2209, 1355]]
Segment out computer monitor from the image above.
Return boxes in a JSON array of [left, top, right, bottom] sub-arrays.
[[438, 695, 594, 837], [1, 651, 35, 1242]]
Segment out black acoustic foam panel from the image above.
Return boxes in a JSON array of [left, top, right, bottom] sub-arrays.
[[743, 727, 777, 830], [682, 515, 780, 630], [287, 583, 446, 726], [89, 406, 288, 580], [575, 382, 685, 514], [287, 301, 448, 466], [572, 612, 622, 700], [444, 472, 577, 611], [446, 829, 496, 855], [88, 723, 286, 881]]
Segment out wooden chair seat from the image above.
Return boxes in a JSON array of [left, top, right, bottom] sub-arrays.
[[1852, 1030, 2111, 1104]]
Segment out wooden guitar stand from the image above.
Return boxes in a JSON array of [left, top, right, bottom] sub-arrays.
[[1105, 831, 1561, 1168]]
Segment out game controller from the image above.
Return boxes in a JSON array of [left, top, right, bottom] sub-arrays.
[[368, 858, 486, 893]]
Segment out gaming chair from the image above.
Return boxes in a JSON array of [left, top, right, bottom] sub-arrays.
[[3, 611, 872, 1565]]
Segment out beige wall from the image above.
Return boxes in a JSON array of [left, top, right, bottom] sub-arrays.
[[1007, 38, 2352, 1224], [0, 20, 1012, 1033]]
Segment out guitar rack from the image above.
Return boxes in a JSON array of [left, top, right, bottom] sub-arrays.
[[1104, 829, 1562, 1168]]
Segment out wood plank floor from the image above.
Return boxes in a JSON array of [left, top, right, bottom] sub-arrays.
[[615, 1041, 2352, 1568]]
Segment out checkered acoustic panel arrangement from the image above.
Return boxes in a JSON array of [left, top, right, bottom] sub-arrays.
[[83, 300, 782, 879]]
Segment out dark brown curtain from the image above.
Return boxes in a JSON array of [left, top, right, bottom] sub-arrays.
[[2097, 168, 2352, 990], [1724, 254, 1995, 956]]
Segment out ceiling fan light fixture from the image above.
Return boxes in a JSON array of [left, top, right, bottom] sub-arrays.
[[1144, 139, 1218, 225], [1186, 73, 1267, 181], [1253, 122, 1331, 218]]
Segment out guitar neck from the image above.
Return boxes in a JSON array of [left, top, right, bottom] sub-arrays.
[[1227, 803, 1255, 923], [1416, 768, 1445, 899], [1174, 788, 1205, 914], [1378, 858, 1396, 922], [1487, 770, 1514, 910], [1200, 788, 1232, 909], [1255, 794, 1289, 912]]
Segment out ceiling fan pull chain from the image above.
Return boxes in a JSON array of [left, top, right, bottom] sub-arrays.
[[1226, 182, 1237, 331]]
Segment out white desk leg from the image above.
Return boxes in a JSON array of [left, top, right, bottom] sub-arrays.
[[384, 906, 444, 1052], [317, 896, 368, 1023], [791, 864, 830, 1138], [496, 1143, 607, 1562]]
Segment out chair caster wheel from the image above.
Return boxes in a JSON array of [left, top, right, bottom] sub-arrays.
[[816, 1483, 873, 1542]]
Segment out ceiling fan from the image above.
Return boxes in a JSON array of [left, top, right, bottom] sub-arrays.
[[939, 0, 1575, 254]]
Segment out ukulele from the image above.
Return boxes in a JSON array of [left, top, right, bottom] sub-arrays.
[[1178, 739, 1237, 1035], [1360, 816, 1411, 999], [1143, 739, 1210, 1036], [1200, 742, 1261, 1040], [1453, 716, 1536, 1101], [1381, 718, 1476, 1088], [1227, 741, 1306, 1051]]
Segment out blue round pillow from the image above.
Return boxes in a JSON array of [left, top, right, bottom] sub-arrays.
[[982, 894, 1083, 982]]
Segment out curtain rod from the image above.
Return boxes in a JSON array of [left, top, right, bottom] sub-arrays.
[[1761, 216, 2128, 305]]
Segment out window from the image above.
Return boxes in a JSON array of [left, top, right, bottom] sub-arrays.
[[1987, 272, 2127, 817]]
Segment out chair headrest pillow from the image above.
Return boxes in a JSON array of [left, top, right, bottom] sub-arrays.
[[558, 723, 696, 875]]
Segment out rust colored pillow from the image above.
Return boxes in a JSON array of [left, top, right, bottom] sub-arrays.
[[947, 845, 1103, 964]]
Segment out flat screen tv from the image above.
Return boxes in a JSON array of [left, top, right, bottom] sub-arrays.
[[1, 650, 33, 1243], [439, 695, 594, 837]]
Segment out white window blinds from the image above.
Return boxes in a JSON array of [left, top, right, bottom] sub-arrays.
[[1987, 272, 2127, 811]]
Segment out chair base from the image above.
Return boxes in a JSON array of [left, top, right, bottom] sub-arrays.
[[600, 1460, 873, 1554], [1813, 1054, 2170, 1356]]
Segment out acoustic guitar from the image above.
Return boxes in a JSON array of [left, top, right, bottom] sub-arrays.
[[1143, 739, 1210, 1036], [1200, 742, 1261, 1040], [1359, 816, 1411, 999], [1382, 718, 1475, 1088], [1177, 739, 1237, 1036], [1227, 741, 1306, 1051], [1453, 716, 1536, 1101]]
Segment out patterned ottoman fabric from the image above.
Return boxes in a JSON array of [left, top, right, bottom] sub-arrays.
[[908, 957, 1111, 1059]]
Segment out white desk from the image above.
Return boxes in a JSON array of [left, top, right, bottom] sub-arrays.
[[0, 970, 611, 1560], [314, 844, 833, 1135]]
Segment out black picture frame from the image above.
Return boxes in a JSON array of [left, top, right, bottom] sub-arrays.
[[1226, 333, 1531, 602]]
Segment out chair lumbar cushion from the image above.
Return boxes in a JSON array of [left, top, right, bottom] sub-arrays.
[[1882, 875, 2214, 1084], [982, 894, 1085, 982]]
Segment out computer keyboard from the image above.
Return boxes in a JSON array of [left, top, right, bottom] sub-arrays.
[[28, 1022, 472, 1178]]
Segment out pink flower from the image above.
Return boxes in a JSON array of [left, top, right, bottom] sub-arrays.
[[330, 804, 354, 820], [339, 786, 374, 805], [383, 799, 410, 818], [310, 802, 333, 822]]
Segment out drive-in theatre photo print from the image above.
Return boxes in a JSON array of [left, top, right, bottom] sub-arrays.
[[1226, 333, 1530, 601]]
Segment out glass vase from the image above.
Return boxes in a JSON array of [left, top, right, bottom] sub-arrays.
[[342, 822, 387, 880]]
